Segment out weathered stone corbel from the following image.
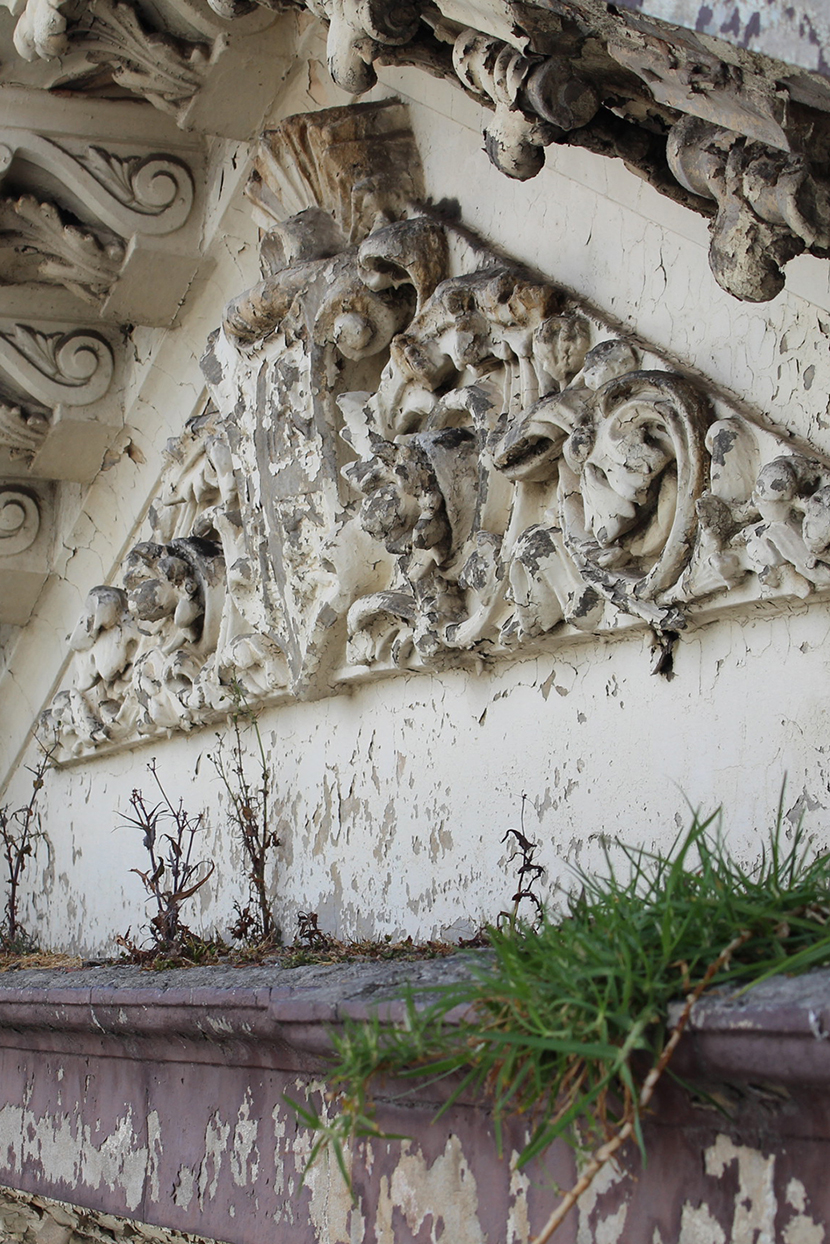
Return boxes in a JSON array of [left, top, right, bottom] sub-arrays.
[[0, 322, 120, 481], [0, 315, 120, 624], [667, 116, 830, 301], [0, 103, 203, 323], [0, 0, 281, 137]]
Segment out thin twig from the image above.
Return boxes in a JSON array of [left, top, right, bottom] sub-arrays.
[[530, 929, 752, 1244]]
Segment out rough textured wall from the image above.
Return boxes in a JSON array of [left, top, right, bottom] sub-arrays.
[[14, 605, 830, 955], [0, 1186, 218, 1244]]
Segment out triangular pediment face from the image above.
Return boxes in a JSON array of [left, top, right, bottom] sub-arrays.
[[41, 102, 830, 758]]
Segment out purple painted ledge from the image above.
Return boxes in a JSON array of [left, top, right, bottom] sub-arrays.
[[1, 959, 830, 1242]]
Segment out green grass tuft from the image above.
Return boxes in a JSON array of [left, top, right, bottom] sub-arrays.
[[288, 805, 830, 1214]]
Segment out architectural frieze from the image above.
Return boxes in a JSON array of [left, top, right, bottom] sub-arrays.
[[41, 101, 830, 759]]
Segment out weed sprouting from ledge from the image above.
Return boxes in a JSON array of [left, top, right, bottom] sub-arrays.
[[499, 793, 545, 927], [287, 805, 830, 1239], [0, 739, 54, 951], [119, 759, 215, 956], [211, 684, 280, 946]]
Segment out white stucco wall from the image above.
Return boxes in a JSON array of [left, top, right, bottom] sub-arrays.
[[4, 25, 830, 954]]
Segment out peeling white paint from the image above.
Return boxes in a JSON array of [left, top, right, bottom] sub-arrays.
[[0, 1098, 149, 1213], [198, 1113, 231, 1209], [576, 1158, 628, 1244], [229, 1092, 260, 1188], [705, 1135, 777, 1244], [172, 1165, 195, 1212], [375, 1136, 485, 1244]]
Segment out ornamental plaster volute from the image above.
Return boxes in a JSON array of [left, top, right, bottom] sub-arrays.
[[0, 82, 210, 624], [41, 101, 830, 759]]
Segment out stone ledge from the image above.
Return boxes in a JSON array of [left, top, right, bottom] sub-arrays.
[[3, 957, 830, 1080], [1, 959, 830, 1243]]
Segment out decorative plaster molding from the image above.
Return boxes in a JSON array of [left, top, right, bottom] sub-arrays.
[[185, 0, 830, 302], [4, 0, 829, 300], [0, 0, 284, 139], [0, 90, 206, 625], [0, 478, 50, 624], [0, 485, 38, 554], [0, 127, 198, 318], [5, 0, 208, 112], [43, 103, 830, 758], [0, 325, 114, 410], [0, 322, 119, 485]]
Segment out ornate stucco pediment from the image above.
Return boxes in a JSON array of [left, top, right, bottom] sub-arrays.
[[42, 101, 830, 758]]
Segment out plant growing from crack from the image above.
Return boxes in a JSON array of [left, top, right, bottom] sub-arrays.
[[288, 804, 830, 1239], [0, 739, 54, 950], [120, 759, 215, 953], [499, 794, 545, 928], [211, 684, 280, 944]]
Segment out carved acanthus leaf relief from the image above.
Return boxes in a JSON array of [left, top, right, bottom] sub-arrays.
[[4, 0, 211, 114], [0, 402, 47, 453], [0, 326, 114, 456], [44, 105, 830, 758], [0, 132, 195, 303], [0, 195, 123, 303], [40, 408, 289, 755]]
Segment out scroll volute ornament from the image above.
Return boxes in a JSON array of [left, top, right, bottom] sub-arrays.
[[0, 486, 39, 554], [309, 0, 424, 93], [559, 371, 712, 628]]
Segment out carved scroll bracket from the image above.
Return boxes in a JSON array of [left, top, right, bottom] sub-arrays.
[[0, 320, 122, 482], [0, 0, 281, 138], [0, 480, 51, 624], [0, 111, 204, 324]]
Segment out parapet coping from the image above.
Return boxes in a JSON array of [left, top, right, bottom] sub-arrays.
[[0, 957, 829, 1085]]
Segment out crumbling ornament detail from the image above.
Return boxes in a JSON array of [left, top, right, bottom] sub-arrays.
[[45, 103, 830, 758], [452, 30, 599, 181], [667, 117, 830, 302]]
